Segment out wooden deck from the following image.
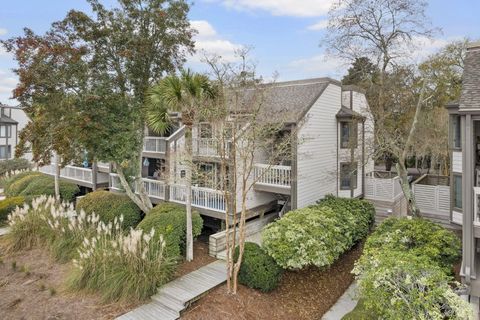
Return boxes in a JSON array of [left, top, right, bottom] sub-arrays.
[[116, 260, 227, 320]]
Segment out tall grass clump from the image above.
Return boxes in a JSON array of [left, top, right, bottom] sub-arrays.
[[70, 227, 175, 302]]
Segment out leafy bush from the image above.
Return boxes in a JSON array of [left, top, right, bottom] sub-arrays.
[[262, 196, 374, 269], [363, 217, 461, 272], [76, 191, 142, 229], [342, 299, 378, 320], [0, 158, 31, 177], [0, 196, 30, 223], [20, 175, 79, 202], [353, 217, 469, 319], [353, 250, 473, 319], [4, 171, 79, 201], [137, 203, 203, 258], [234, 242, 282, 292], [4, 171, 42, 197]]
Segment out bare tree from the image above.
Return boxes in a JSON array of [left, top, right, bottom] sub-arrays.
[[204, 49, 295, 293]]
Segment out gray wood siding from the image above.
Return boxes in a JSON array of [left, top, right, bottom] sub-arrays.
[[296, 84, 340, 208]]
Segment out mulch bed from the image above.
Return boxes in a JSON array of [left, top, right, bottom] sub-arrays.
[[0, 239, 214, 320], [183, 242, 364, 320]]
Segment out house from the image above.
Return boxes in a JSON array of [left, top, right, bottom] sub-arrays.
[[446, 41, 480, 299], [40, 77, 374, 227], [0, 103, 30, 161]]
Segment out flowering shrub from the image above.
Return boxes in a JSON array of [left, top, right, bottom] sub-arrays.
[[0, 196, 30, 223], [351, 217, 470, 319], [262, 196, 374, 269], [7, 195, 176, 301], [0, 159, 32, 177], [70, 227, 175, 302]]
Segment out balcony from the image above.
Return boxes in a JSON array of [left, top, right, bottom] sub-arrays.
[[39, 164, 109, 188], [169, 184, 226, 213], [109, 173, 166, 200], [143, 137, 167, 156], [193, 138, 230, 158], [253, 164, 291, 195]]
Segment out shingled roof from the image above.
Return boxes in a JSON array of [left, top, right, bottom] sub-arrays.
[[228, 77, 339, 123], [459, 42, 480, 110]]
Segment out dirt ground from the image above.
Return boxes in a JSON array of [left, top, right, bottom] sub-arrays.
[[183, 242, 364, 320], [0, 240, 214, 320]]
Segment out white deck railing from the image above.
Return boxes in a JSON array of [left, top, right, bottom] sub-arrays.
[[254, 164, 291, 187], [109, 173, 166, 200], [169, 184, 226, 212], [365, 171, 403, 201], [413, 182, 450, 215], [193, 138, 230, 158], [40, 164, 109, 184], [474, 187, 480, 225], [143, 137, 168, 153], [97, 162, 110, 171]]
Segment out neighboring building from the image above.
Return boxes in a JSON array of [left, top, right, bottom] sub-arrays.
[[446, 42, 480, 299], [0, 103, 30, 161], [40, 77, 375, 226]]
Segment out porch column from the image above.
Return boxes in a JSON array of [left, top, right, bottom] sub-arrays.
[[462, 114, 476, 284]]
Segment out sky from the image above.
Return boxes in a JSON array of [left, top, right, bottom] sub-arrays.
[[1, 0, 480, 105]]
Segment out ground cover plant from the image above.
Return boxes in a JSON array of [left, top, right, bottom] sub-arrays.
[[262, 196, 374, 269]]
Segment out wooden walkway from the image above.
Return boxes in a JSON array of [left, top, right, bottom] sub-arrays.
[[116, 260, 227, 320]]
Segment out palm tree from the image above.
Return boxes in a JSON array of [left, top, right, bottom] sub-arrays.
[[145, 69, 218, 261]]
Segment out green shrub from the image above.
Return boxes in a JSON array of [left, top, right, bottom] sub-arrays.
[[234, 242, 282, 292], [0, 196, 30, 223], [19, 175, 79, 202], [4, 171, 42, 197], [363, 217, 461, 272], [353, 250, 473, 319], [76, 191, 142, 229], [137, 203, 203, 258], [0, 158, 31, 177], [342, 300, 378, 320], [262, 196, 374, 269], [4, 171, 79, 202]]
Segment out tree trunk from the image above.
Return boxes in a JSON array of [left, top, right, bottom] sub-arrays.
[[54, 154, 60, 199], [185, 125, 194, 262], [115, 164, 152, 213]]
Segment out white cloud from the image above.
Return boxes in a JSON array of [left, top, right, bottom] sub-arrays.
[[207, 0, 334, 17], [307, 20, 329, 31], [286, 54, 345, 79], [0, 69, 17, 104], [190, 20, 243, 63], [0, 28, 7, 36]]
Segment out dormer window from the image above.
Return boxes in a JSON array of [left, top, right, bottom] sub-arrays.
[[340, 121, 358, 149]]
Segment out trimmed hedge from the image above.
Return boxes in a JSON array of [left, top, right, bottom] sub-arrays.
[[234, 242, 282, 292], [4, 171, 79, 202], [76, 190, 142, 230], [351, 217, 468, 319], [137, 203, 203, 258], [262, 196, 375, 269], [0, 196, 30, 223]]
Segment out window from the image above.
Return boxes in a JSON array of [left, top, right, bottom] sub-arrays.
[[199, 123, 212, 139], [340, 121, 358, 149], [340, 162, 358, 190], [453, 174, 462, 210], [0, 125, 12, 138], [452, 115, 461, 150], [0, 145, 12, 159]]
